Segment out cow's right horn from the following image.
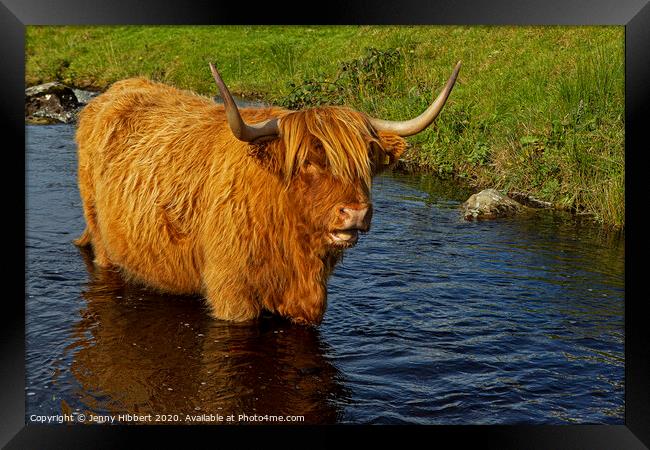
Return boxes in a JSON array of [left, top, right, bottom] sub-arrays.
[[368, 61, 461, 137], [209, 63, 280, 143]]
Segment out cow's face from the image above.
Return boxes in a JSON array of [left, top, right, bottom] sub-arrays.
[[287, 128, 407, 250], [292, 144, 372, 249]]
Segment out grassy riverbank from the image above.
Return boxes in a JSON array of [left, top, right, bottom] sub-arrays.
[[26, 26, 624, 227]]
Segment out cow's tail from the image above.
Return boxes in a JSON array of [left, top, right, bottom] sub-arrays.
[[73, 228, 92, 247]]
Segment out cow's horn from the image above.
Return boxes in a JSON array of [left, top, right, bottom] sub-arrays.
[[209, 63, 280, 143], [368, 61, 461, 137]]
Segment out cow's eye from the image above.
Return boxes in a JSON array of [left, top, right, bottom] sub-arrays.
[[303, 161, 318, 173]]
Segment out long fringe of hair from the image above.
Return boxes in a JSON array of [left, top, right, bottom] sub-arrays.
[[273, 107, 379, 189]]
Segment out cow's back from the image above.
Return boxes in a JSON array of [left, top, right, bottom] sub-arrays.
[[75, 78, 229, 294]]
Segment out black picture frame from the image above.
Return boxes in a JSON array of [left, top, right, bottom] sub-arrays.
[[4, 0, 649, 447]]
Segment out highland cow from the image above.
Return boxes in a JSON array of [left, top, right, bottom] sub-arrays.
[[75, 61, 461, 325]]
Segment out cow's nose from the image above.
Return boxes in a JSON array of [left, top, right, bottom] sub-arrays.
[[340, 204, 372, 231]]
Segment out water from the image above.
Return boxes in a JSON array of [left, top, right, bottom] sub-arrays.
[[26, 124, 625, 425]]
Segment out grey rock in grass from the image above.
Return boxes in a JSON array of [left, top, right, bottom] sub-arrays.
[[462, 188, 526, 220]]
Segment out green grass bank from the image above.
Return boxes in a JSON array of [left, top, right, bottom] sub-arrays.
[[26, 26, 625, 227]]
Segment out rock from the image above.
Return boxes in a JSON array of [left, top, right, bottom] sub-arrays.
[[462, 188, 526, 220], [72, 88, 99, 105], [25, 82, 80, 124], [25, 82, 99, 124]]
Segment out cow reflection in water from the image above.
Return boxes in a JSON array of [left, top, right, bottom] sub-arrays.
[[67, 248, 349, 424]]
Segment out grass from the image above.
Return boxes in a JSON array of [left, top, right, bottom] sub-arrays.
[[25, 25, 625, 227]]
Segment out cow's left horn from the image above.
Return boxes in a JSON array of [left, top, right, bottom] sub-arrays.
[[209, 63, 280, 143], [368, 60, 462, 137]]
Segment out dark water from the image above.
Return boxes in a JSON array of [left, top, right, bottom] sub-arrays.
[[26, 124, 625, 425]]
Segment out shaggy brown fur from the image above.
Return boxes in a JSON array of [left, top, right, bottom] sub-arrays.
[[75, 77, 406, 325]]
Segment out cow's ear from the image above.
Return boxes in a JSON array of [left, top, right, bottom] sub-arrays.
[[376, 132, 408, 170], [246, 141, 283, 175]]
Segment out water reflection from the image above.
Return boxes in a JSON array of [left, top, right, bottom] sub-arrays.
[[66, 247, 349, 424]]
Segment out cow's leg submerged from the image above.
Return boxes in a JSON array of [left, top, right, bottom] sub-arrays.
[[276, 283, 327, 325], [274, 254, 330, 325], [202, 268, 262, 322], [201, 251, 327, 324]]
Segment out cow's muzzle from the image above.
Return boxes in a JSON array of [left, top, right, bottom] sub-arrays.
[[328, 204, 372, 248]]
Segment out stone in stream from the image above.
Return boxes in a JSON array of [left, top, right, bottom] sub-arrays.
[[25, 82, 98, 124], [461, 188, 527, 220]]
